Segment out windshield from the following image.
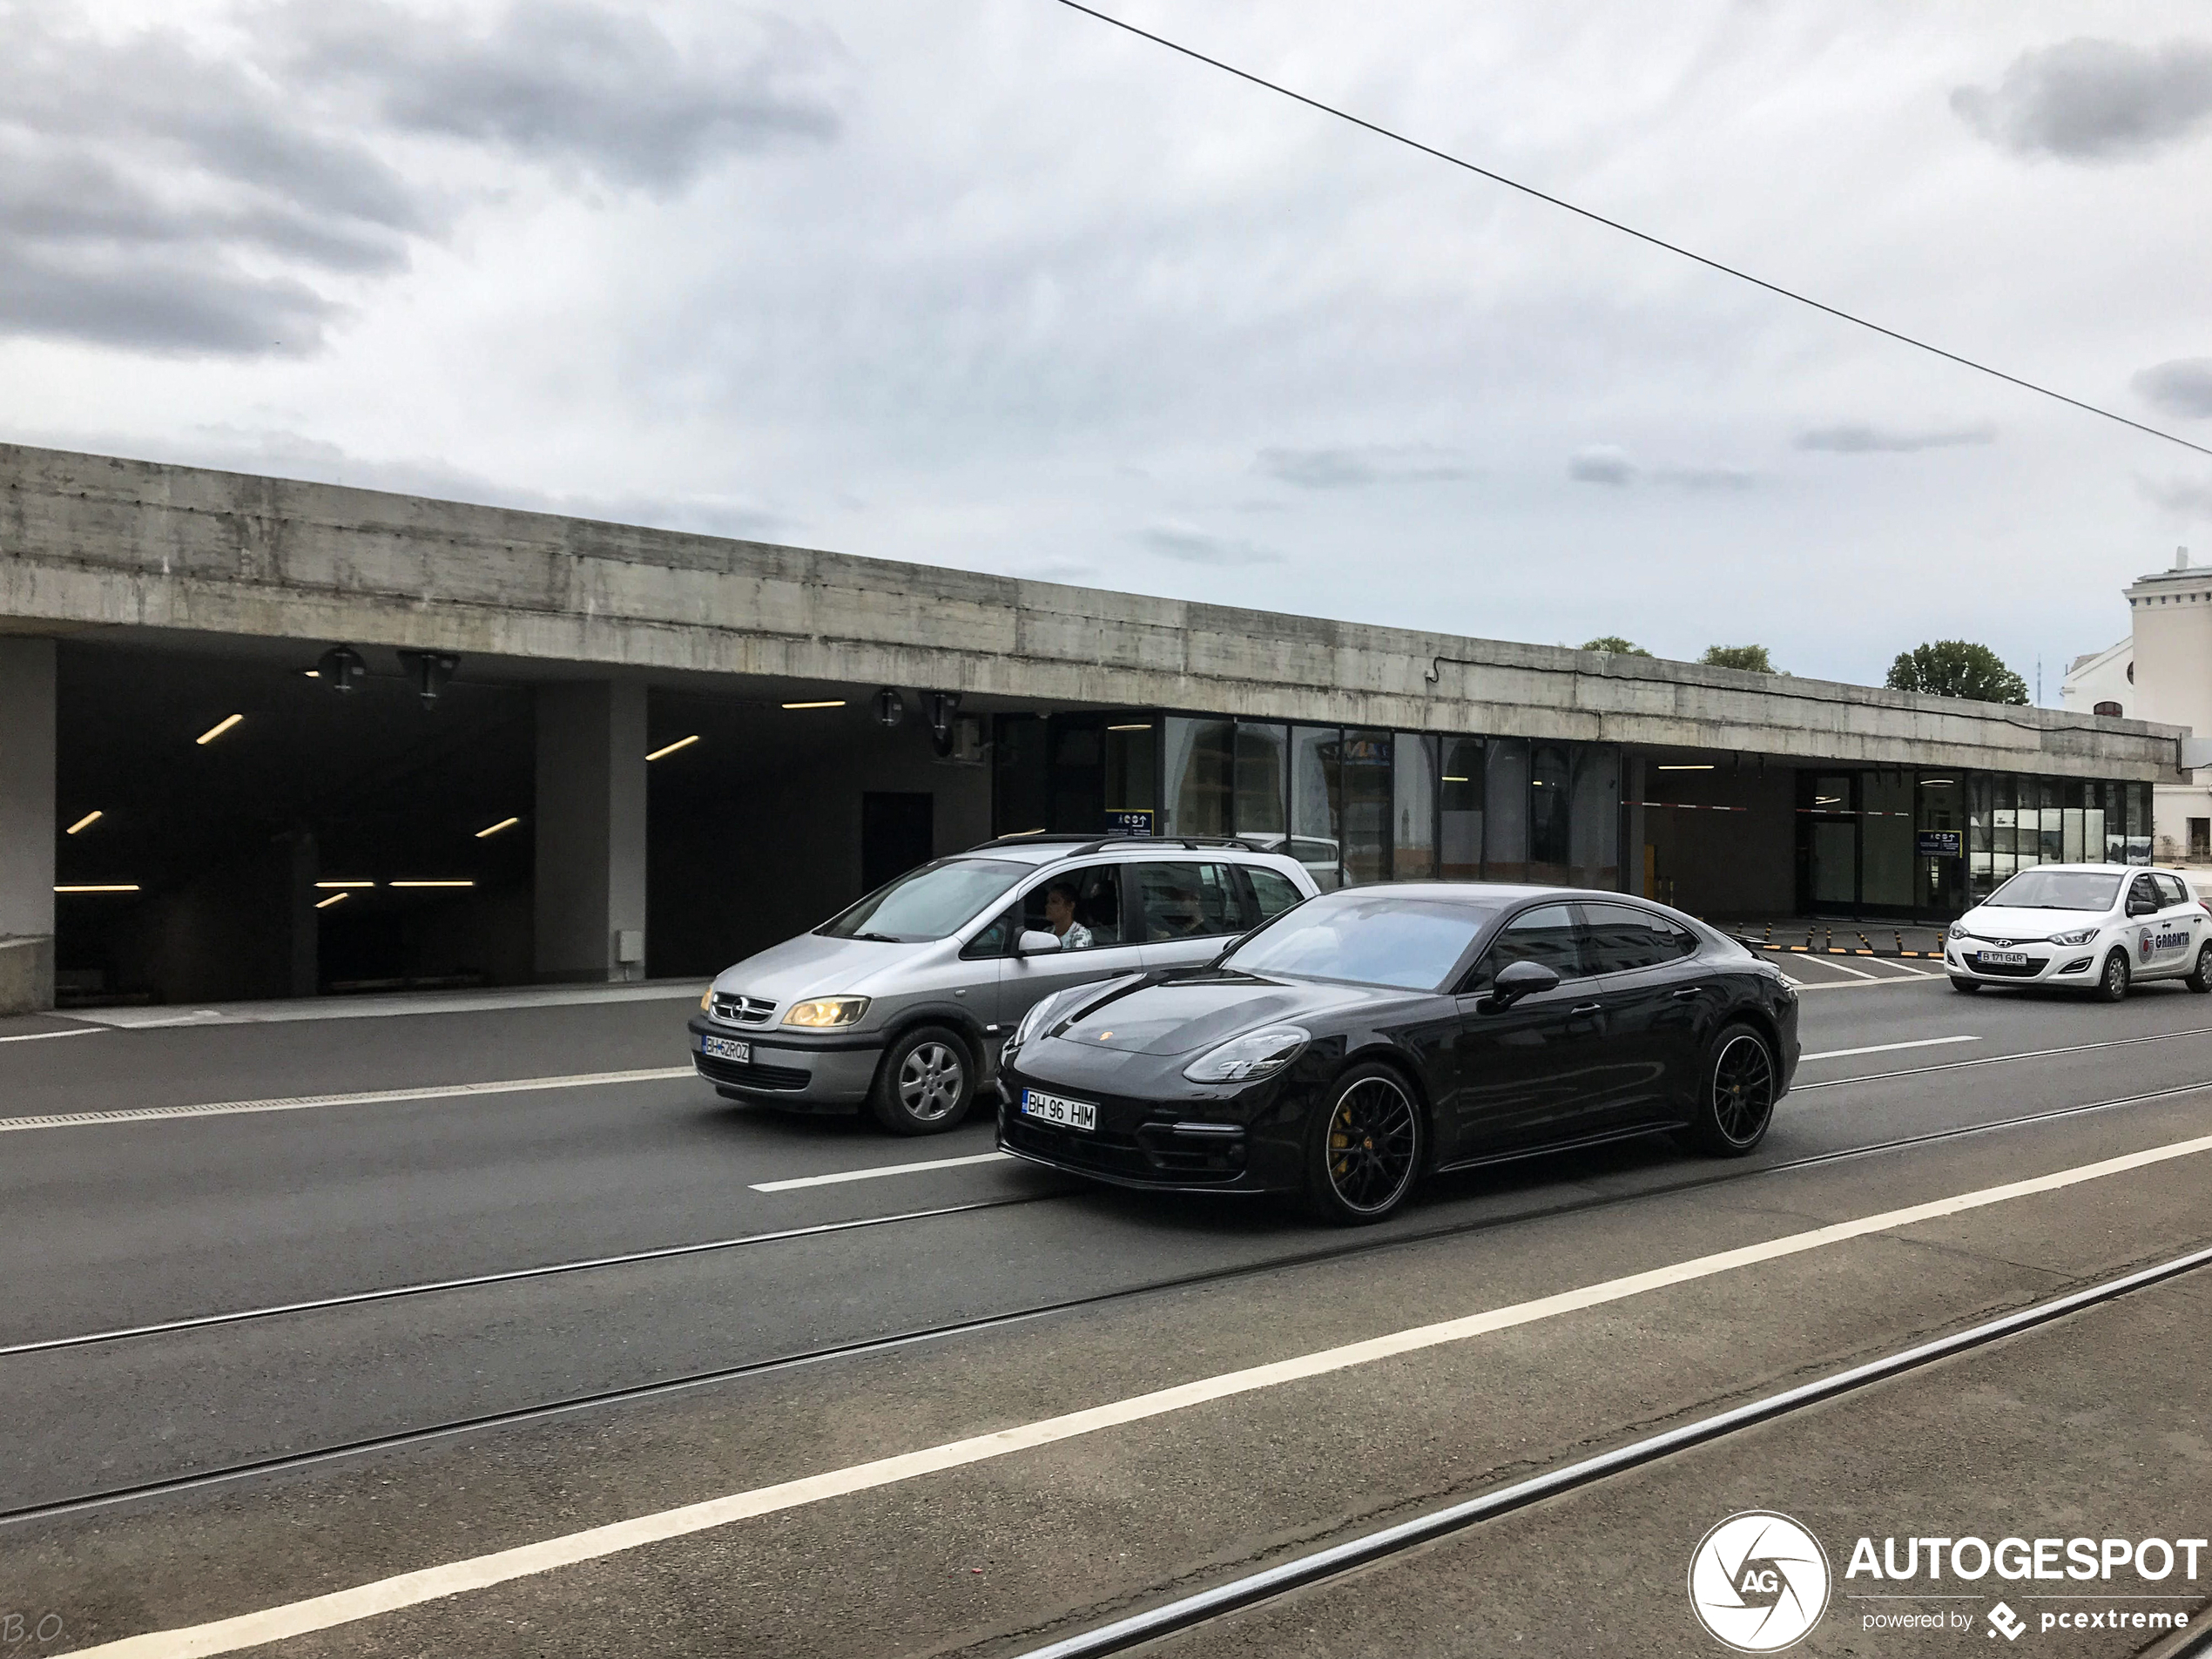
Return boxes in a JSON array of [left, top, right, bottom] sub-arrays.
[[1222, 893, 1503, 990], [1985, 869, 2124, 912], [818, 859, 1026, 941]]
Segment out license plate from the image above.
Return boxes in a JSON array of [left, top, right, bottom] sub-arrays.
[[700, 1035, 752, 1063], [1980, 951, 2029, 968], [1022, 1089, 1096, 1132]]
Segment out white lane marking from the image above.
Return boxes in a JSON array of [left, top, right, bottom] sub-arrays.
[[1792, 1024, 2212, 1089], [1795, 974, 1937, 992], [1799, 1035, 1979, 1062], [71, 1127, 2212, 1659], [0, 1027, 103, 1044], [751, 1151, 1013, 1192], [67, 982, 709, 1029], [1862, 955, 1937, 979], [0, 1068, 698, 1133], [1803, 954, 1880, 981]]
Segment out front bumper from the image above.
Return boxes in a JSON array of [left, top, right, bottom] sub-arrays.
[[685, 1015, 883, 1109], [995, 1051, 1305, 1194], [1943, 944, 2099, 985]]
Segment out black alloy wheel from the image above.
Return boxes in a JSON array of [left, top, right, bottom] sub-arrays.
[[1301, 1064, 1424, 1225], [1948, 977, 1981, 994], [2188, 944, 2212, 995], [2096, 950, 2131, 1004], [1679, 1023, 1777, 1157], [869, 1024, 975, 1135]]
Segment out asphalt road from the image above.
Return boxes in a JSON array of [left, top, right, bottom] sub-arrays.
[[3, 965, 2209, 1657]]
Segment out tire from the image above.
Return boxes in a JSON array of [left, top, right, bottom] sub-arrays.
[[1948, 977, 1981, 994], [2094, 950, 2131, 1004], [2188, 944, 2212, 995], [1679, 1022, 1777, 1157], [868, 1025, 975, 1135], [1299, 1063, 1425, 1225]]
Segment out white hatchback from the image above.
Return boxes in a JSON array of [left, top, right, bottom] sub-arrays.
[[1946, 864, 2212, 1000]]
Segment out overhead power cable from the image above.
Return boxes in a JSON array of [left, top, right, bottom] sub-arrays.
[[1050, 0, 2212, 462]]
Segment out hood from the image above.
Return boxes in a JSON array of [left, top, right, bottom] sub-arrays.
[[712, 930, 927, 1006], [1049, 971, 1400, 1057], [1960, 906, 2107, 940]]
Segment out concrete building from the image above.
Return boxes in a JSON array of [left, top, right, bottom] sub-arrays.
[[2061, 547, 2212, 864], [0, 442, 2186, 1014]]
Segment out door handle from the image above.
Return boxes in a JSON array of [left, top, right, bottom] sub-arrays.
[[1570, 1002, 1603, 1015], [1671, 988, 1703, 1000]]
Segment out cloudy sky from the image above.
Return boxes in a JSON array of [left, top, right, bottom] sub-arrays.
[[6, 0, 2212, 692]]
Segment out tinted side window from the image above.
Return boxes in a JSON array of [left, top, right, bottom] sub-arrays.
[[1579, 903, 1694, 974], [2155, 873, 2190, 907], [1135, 861, 1242, 941], [961, 907, 1016, 960], [1471, 903, 1581, 985], [1020, 866, 1125, 951], [2129, 874, 2160, 913], [1245, 866, 1304, 922]]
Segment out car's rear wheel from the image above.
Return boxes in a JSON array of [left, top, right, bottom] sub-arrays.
[[1948, 977, 1980, 994], [2188, 944, 2212, 994], [1679, 1023, 1777, 1157], [1300, 1064, 1423, 1225], [869, 1025, 974, 1135], [2095, 950, 2131, 1003]]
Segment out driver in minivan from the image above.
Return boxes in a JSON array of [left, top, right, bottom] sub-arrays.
[[1044, 880, 1093, 950]]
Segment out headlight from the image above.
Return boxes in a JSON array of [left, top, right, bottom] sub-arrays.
[[2048, 927, 2097, 947], [1947, 922, 1967, 941], [784, 996, 870, 1028], [1009, 995, 1059, 1055], [700, 988, 713, 1012], [1182, 1025, 1310, 1084]]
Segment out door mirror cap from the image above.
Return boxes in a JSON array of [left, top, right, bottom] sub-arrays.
[[1017, 929, 1062, 955], [1483, 959, 1561, 1008], [2127, 898, 2155, 918]]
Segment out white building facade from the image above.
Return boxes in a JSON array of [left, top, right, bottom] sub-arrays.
[[2064, 547, 2212, 861]]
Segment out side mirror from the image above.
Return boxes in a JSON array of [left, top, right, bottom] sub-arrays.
[[1017, 929, 1062, 955], [2127, 897, 2155, 918], [1483, 959, 1561, 1010]]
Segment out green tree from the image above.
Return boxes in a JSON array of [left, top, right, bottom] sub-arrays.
[[1581, 636, 1652, 657], [1885, 640, 2029, 705], [1701, 644, 1777, 673]]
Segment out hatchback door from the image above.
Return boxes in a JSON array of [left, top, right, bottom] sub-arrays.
[[1447, 903, 1613, 1156], [1574, 902, 1707, 1126]]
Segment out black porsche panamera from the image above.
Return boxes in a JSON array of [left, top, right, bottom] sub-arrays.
[[995, 884, 1801, 1224]]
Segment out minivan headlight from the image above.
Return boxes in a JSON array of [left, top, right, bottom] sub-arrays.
[[1182, 1025, 1310, 1084], [2047, 927, 2097, 947], [785, 997, 870, 1028]]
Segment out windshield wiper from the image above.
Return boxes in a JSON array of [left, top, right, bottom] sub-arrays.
[[850, 931, 903, 943]]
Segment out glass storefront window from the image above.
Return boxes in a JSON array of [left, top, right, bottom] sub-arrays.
[[1862, 773, 1913, 911], [1568, 746, 1619, 891], [1291, 726, 1342, 890], [1160, 718, 1231, 838], [1393, 733, 1439, 880], [1440, 738, 1484, 880], [1341, 730, 1393, 886], [1233, 723, 1287, 840], [1808, 775, 1855, 907], [1528, 745, 1571, 881], [2127, 782, 2153, 863], [1484, 739, 1530, 880], [1103, 720, 1157, 824]]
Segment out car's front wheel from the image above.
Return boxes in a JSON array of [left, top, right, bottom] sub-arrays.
[[869, 1025, 975, 1135], [2095, 950, 2131, 1003], [1678, 1022, 1777, 1157], [2188, 944, 2212, 994], [1300, 1063, 1424, 1225], [1948, 977, 1981, 994]]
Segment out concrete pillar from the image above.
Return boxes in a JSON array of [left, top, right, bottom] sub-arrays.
[[534, 682, 648, 982], [0, 637, 57, 1014]]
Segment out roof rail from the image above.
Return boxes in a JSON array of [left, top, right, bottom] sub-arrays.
[[968, 833, 1259, 855]]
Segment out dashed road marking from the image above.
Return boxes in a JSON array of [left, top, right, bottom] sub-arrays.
[[1799, 1035, 1978, 1062], [0, 1069, 698, 1133], [751, 1151, 1013, 1191], [0, 1027, 102, 1045], [69, 1125, 2212, 1659]]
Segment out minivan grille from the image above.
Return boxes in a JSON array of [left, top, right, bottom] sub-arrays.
[[711, 993, 775, 1025]]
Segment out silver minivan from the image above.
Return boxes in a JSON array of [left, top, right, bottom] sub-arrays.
[[686, 834, 1319, 1133]]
